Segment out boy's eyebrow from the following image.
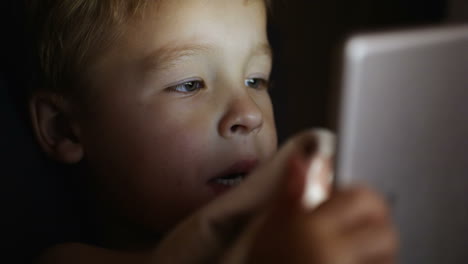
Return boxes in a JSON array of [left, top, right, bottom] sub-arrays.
[[142, 42, 273, 73], [142, 43, 215, 72]]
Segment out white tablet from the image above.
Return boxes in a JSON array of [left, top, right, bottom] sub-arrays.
[[335, 25, 468, 263]]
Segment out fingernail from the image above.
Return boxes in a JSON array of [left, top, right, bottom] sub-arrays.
[[314, 129, 335, 159], [302, 129, 336, 209], [302, 157, 329, 209]]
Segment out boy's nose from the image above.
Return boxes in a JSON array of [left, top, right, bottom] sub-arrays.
[[218, 95, 264, 138]]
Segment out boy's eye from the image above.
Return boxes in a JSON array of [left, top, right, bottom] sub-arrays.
[[245, 78, 268, 90], [169, 80, 205, 93]]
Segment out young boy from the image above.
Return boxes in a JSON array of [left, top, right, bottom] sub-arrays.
[[27, 0, 398, 263]]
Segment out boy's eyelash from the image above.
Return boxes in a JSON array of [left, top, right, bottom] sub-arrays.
[[245, 77, 270, 90], [166, 79, 205, 93]]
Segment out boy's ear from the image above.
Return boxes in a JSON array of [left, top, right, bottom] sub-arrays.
[[29, 92, 84, 164]]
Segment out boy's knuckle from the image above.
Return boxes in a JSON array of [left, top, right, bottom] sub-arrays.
[[352, 187, 389, 212], [353, 185, 375, 199], [308, 214, 331, 236], [374, 226, 399, 259], [320, 244, 353, 264], [344, 187, 368, 204], [373, 195, 391, 216]]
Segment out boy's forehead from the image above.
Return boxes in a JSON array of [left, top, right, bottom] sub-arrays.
[[132, 0, 270, 68], [134, 0, 267, 41]]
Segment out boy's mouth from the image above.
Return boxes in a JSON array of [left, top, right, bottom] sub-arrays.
[[211, 173, 246, 186], [208, 159, 258, 194]]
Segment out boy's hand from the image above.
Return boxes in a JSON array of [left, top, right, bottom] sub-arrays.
[[248, 186, 399, 264], [226, 141, 399, 264]]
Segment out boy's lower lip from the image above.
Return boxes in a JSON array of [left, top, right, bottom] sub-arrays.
[[208, 183, 234, 196]]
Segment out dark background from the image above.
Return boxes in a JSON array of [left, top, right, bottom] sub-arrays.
[[1, 0, 467, 263], [268, 0, 466, 142]]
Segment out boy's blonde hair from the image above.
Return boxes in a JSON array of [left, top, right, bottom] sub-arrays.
[[29, 0, 151, 96], [28, 0, 272, 97]]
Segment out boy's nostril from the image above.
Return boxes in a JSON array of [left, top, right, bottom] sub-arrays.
[[230, 125, 241, 133]]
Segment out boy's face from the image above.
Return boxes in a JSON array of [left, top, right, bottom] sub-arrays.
[[78, 0, 276, 232]]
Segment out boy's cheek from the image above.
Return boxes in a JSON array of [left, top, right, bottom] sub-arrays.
[[89, 132, 216, 231]]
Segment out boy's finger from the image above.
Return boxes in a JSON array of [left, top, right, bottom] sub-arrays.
[[293, 217, 397, 264], [312, 186, 390, 233], [301, 130, 335, 209], [347, 222, 399, 262]]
